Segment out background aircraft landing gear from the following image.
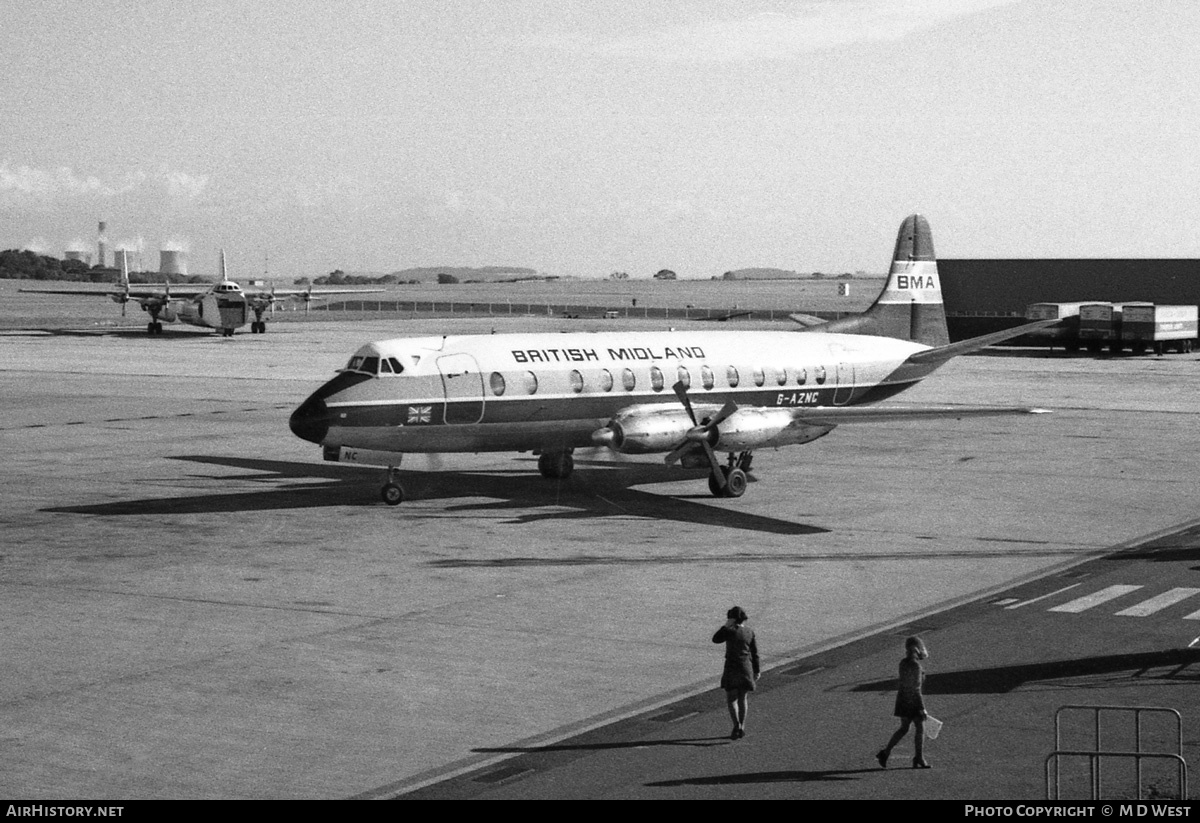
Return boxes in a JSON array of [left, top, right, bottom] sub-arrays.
[[146, 321, 163, 335], [381, 466, 405, 505], [537, 450, 574, 480]]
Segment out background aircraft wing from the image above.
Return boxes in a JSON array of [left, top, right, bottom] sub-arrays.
[[19, 285, 208, 298], [246, 287, 387, 298]]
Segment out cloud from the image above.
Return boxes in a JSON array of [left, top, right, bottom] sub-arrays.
[[425, 189, 509, 220], [0, 162, 106, 199], [0, 160, 209, 203], [161, 169, 209, 199], [551, 0, 1021, 63]]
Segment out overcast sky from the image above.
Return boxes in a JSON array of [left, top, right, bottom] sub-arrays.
[[3, 0, 1198, 279]]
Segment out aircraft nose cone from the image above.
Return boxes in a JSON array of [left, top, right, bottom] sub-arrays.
[[289, 393, 330, 444]]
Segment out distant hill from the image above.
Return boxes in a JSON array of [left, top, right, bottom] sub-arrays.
[[387, 266, 548, 284], [721, 268, 861, 280]]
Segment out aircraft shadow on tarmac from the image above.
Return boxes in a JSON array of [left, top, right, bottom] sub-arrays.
[[475, 736, 731, 755], [39, 455, 829, 536], [847, 649, 1200, 696], [644, 768, 879, 787]]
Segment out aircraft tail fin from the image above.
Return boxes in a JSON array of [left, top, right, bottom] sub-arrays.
[[800, 214, 949, 347], [219, 249, 229, 282]]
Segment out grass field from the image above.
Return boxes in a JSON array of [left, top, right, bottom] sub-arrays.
[[0, 276, 886, 329]]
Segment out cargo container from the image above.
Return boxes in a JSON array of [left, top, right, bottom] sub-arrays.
[[1024, 302, 1088, 350], [1119, 304, 1198, 354], [1077, 302, 1153, 353]]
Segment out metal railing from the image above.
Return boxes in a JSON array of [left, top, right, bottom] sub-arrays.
[[1046, 705, 1186, 800]]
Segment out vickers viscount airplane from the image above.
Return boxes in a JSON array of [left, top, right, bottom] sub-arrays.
[[20, 252, 383, 336], [289, 215, 1055, 504]]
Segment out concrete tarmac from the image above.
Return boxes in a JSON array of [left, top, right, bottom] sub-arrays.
[[1, 316, 1198, 799]]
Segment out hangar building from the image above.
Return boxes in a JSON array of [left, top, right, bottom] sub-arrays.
[[938, 259, 1200, 341]]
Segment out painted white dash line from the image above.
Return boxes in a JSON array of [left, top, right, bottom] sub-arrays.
[[1005, 583, 1083, 610], [1049, 585, 1143, 614], [1115, 588, 1200, 617]]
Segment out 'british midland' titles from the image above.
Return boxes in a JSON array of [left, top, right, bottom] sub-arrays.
[[511, 345, 706, 364]]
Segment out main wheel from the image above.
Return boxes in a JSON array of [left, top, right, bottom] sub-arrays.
[[537, 452, 574, 479], [725, 468, 748, 498], [381, 482, 404, 506]]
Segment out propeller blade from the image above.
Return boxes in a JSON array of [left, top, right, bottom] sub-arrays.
[[668, 381, 737, 484], [672, 381, 698, 425], [701, 441, 725, 488], [707, 400, 739, 429]]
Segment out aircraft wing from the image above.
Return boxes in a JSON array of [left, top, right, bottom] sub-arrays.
[[19, 285, 209, 298], [790, 403, 1050, 426], [247, 288, 388, 299]]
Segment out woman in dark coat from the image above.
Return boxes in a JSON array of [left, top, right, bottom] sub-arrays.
[[712, 606, 760, 740], [877, 635, 931, 768]]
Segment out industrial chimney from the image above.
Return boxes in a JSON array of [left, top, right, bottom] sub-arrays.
[[97, 221, 109, 269]]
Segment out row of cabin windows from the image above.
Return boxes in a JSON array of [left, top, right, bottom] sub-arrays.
[[488, 363, 828, 397]]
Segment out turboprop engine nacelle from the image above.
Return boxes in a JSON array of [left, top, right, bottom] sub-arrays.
[[708, 408, 796, 451], [593, 408, 695, 454], [158, 306, 178, 322]]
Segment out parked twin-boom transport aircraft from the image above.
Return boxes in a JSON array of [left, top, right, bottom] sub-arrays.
[[289, 215, 1053, 504], [21, 252, 382, 336]]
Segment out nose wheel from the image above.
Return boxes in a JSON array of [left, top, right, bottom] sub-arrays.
[[381, 464, 405, 505]]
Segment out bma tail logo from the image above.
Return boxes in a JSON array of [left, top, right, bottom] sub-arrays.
[[406, 406, 432, 424], [896, 274, 938, 290]]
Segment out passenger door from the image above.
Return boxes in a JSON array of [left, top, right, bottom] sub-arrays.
[[437, 354, 485, 424]]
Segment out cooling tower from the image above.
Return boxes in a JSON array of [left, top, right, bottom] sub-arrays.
[[64, 250, 91, 265], [159, 249, 187, 276], [114, 249, 136, 273]]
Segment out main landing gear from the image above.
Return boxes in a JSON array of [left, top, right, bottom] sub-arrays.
[[537, 450, 574, 480], [250, 307, 269, 333], [708, 452, 753, 498], [146, 321, 164, 335]]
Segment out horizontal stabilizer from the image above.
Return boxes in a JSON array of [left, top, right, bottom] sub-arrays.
[[904, 319, 1060, 367], [787, 313, 828, 328]]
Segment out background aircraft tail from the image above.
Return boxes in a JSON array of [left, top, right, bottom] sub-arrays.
[[801, 214, 950, 347]]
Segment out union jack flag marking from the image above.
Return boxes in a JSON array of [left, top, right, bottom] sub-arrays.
[[407, 405, 432, 424]]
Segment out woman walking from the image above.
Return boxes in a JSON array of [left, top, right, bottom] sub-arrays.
[[877, 635, 932, 769], [712, 606, 760, 740]]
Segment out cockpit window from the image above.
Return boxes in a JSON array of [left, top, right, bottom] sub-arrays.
[[362, 357, 379, 375], [388, 357, 404, 374], [346, 355, 365, 371], [379, 359, 393, 374]]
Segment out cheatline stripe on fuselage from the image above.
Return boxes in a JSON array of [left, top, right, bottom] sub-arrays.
[[322, 380, 919, 428]]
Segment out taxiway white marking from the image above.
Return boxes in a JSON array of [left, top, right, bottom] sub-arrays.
[[1048, 584, 1142, 614]]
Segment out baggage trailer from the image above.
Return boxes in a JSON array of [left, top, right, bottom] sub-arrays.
[[1120, 304, 1198, 354], [1025, 302, 1088, 351], [1079, 302, 1152, 354]]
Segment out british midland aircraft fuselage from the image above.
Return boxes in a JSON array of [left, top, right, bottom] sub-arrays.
[[290, 215, 1054, 504]]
